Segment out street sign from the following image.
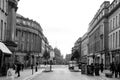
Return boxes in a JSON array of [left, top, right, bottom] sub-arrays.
[[50, 51, 55, 58]]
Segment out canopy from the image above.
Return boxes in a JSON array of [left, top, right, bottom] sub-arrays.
[[0, 42, 12, 54]]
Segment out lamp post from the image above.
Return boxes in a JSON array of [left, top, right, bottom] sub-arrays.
[[50, 51, 55, 71], [31, 55, 34, 75]]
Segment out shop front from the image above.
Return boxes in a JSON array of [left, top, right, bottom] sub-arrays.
[[0, 42, 12, 76], [110, 49, 120, 64]]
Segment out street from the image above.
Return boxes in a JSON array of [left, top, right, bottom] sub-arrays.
[[31, 65, 119, 80]]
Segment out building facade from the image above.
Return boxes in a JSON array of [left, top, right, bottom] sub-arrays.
[[81, 33, 88, 64], [88, 1, 110, 68], [15, 14, 43, 67], [108, 0, 120, 64], [0, 0, 19, 76]]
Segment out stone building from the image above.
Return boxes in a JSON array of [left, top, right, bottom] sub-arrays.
[[108, 0, 120, 64], [0, 0, 19, 76], [15, 14, 43, 67], [81, 32, 88, 64], [88, 1, 110, 68]]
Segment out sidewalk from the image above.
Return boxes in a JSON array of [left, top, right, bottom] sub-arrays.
[[0, 66, 45, 80]]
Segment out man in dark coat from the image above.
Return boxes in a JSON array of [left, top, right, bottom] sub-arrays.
[[100, 63, 104, 73], [16, 62, 21, 77], [95, 63, 100, 76], [118, 63, 120, 78], [114, 63, 118, 78]]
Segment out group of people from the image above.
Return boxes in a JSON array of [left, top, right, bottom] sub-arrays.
[[110, 62, 120, 78], [87, 62, 120, 78], [87, 63, 104, 76]]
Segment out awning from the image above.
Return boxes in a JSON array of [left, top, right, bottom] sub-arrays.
[[0, 42, 12, 54]]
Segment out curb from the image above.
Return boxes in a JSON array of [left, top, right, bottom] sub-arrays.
[[23, 69, 44, 80]]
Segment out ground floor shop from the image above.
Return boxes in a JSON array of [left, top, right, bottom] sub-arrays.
[[0, 42, 12, 76], [109, 49, 120, 64]]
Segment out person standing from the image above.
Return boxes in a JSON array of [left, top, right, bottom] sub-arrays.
[[100, 63, 104, 73], [114, 62, 118, 78], [118, 62, 120, 78], [110, 62, 115, 75]]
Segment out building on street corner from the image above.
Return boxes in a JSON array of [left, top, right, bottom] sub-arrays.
[[15, 14, 43, 67], [0, 0, 19, 76]]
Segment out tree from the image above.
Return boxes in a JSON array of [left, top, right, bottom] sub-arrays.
[[43, 50, 50, 61], [71, 50, 80, 61]]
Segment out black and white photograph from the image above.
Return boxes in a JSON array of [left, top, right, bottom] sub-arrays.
[[0, 0, 120, 80]]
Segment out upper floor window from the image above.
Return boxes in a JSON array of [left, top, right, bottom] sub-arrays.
[[119, 14, 120, 27], [116, 16, 117, 27], [113, 18, 115, 29]]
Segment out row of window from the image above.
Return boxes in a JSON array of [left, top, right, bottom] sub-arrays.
[[15, 30, 41, 52], [0, 0, 7, 13], [16, 18, 41, 32], [109, 13, 120, 32], [0, 20, 7, 41], [109, 30, 120, 49], [109, 0, 120, 12]]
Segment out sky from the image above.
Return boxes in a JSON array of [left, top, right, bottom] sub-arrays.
[[17, 0, 113, 58]]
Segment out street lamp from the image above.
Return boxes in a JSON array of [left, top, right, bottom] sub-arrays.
[[31, 55, 34, 75]]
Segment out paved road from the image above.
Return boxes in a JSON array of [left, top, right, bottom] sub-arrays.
[[31, 65, 120, 80]]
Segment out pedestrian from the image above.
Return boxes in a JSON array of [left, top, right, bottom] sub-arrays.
[[35, 62, 38, 72], [114, 63, 118, 78], [118, 62, 120, 78], [6, 64, 15, 80], [100, 63, 104, 73], [110, 62, 115, 75], [16, 62, 21, 77], [91, 63, 94, 76], [21, 64, 24, 71], [95, 63, 100, 76]]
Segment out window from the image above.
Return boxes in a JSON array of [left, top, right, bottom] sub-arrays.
[[119, 30, 120, 47], [116, 16, 117, 27], [1, 20, 3, 40], [16, 30, 18, 37], [4, 22, 6, 40], [116, 32, 117, 48], [113, 18, 115, 29], [111, 34, 113, 49], [119, 14, 120, 27], [113, 33, 115, 49], [111, 20, 112, 31], [3, 0, 5, 10], [0, 0, 1, 9]]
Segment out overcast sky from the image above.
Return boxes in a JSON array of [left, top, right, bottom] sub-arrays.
[[17, 0, 113, 57]]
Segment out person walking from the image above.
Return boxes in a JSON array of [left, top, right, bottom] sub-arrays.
[[16, 62, 21, 77]]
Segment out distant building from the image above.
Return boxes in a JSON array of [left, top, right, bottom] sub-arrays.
[[54, 47, 64, 64], [65, 54, 71, 64]]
